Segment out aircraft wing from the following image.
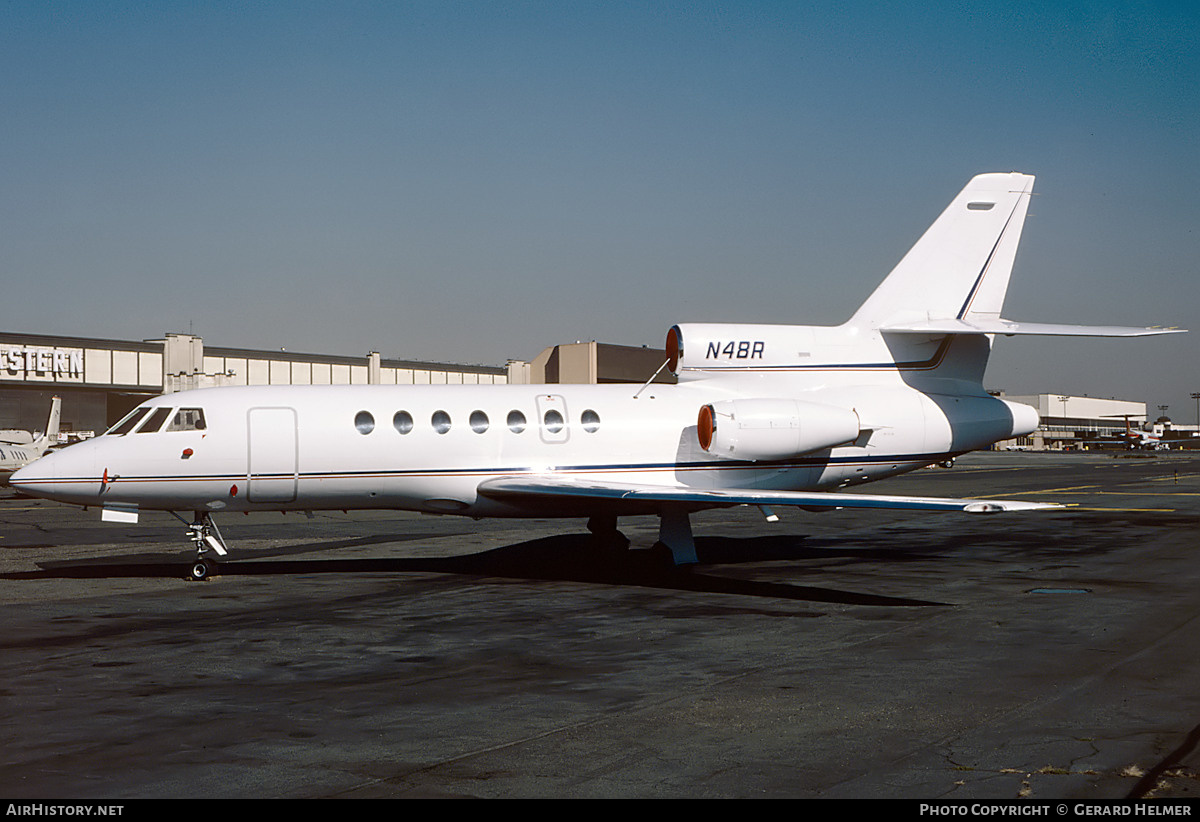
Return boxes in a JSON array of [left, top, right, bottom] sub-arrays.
[[476, 476, 1058, 514], [879, 318, 1184, 337]]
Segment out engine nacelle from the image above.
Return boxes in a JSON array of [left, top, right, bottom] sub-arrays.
[[667, 323, 818, 379], [697, 398, 862, 461]]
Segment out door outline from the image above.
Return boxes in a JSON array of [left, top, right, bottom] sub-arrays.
[[534, 394, 570, 445], [247, 407, 298, 503]]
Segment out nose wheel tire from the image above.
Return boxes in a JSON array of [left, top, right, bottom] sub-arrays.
[[189, 558, 216, 582], [175, 511, 229, 582]]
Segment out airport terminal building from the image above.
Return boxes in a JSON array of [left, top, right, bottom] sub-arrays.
[[0, 332, 515, 438], [1002, 394, 1149, 450]]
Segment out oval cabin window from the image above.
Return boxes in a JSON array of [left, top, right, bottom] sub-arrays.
[[393, 411, 414, 435], [355, 411, 375, 435], [432, 411, 452, 434]]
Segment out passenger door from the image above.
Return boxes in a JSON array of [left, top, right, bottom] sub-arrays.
[[247, 407, 298, 503], [535, 394, 570, 445]]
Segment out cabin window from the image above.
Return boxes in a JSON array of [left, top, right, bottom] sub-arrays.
[[167, 408, 206, 432], [355, 411, 375, 435], [432, 410, 452, 434], [106, 407, 152, 436], [469, 410, 489, 433], [393, 410, 414, 435], [136, 407, 173, 434], [581, 409, 600, 432], [543, 409, 565, 434], [507, 410, 527, 433]]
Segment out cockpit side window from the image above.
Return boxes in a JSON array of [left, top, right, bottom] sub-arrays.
[[106, 407, 153, 436], [167, 408, 207, 432]]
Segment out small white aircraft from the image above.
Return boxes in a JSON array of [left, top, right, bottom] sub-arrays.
[[10, 173, 1182, 579], [0, 396, 61, 484], [1105, 415, 1169, 450]]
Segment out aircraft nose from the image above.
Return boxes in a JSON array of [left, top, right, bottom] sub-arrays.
[[9, 443, 95, 503], [9, 452, 58, 494]]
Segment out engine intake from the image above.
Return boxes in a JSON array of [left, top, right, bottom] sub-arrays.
[[698, 398, 861, 460]]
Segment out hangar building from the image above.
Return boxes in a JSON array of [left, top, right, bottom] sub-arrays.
[[526, 341, 674, 385], [1, 332, 515, 439]]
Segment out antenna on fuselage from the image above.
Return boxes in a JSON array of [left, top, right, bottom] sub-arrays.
[[633, 359, 670, 399]]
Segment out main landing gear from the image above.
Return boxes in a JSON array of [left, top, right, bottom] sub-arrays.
[[587, 514, 631, 554], [172, 511, 229, 581], [586, 508, 699, 566], [657, 507, 698, 565]]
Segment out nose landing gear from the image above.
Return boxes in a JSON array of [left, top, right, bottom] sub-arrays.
[[173, 512, 229, 581]]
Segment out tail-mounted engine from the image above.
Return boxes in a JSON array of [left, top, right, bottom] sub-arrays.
[[697, 398, 861, 461], [667, 323, 818, 380]]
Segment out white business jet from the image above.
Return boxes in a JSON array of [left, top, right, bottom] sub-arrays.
[[10, 173, 1181, 579], [1, 396, 61, 484]]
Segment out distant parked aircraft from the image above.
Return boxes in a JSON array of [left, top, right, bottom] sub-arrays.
[[0, 397, 61, 483]]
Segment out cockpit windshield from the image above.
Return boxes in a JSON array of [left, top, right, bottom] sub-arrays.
[[105, 406, 207, 436], [136, 407, 173, 434], [106, 407, 153, 436]]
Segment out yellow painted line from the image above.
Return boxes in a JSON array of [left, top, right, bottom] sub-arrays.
[[999, 485, 1101, 496], [1006, 490, 1200, 498], [1090, 491, 1200, 497], [952, 467, 1033, 473], [1064, 507, 1177, 513]]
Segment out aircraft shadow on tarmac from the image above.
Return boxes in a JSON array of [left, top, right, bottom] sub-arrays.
[[2, 531, 950, 607]]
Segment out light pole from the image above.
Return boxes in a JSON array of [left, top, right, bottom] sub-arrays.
[[1057, 396, 1070, 449], [1192, 393, 1200, 434]]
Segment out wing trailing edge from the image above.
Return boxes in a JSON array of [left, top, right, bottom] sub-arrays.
[[476, 476, 1059, 514]]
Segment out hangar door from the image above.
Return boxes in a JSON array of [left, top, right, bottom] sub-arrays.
[[247, 407, 298, 503]]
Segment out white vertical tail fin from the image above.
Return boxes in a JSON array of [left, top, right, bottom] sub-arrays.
[[32, 396, 61, 456], [849, 173, 1035, 330], [668, 172, 1181, 384]]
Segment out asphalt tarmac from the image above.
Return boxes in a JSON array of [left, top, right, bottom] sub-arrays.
[[2, 451, 1199, 799]]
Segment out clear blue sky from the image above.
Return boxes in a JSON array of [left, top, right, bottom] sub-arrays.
[[3, 2, 1197, 418]]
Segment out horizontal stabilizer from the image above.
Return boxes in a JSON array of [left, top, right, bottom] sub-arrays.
[[880, 319, 1185, 338], [477, 476, 1059, 514]]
